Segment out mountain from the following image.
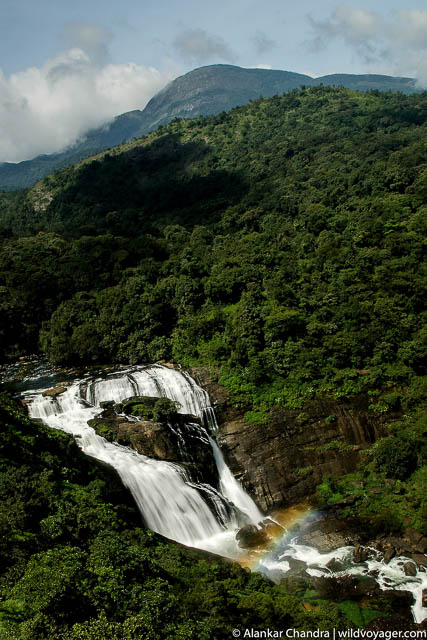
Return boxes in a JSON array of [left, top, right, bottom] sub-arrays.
[[0, 64, 419, 191]]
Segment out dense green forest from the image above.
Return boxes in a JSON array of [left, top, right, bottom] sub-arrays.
[[0, 85, 426, 636], [0, 86, 426, 416], [1, 394, 368, 638]]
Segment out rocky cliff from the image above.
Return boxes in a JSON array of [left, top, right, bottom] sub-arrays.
[[189, 367, 398, 512]]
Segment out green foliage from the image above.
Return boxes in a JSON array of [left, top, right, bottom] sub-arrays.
[[316, 477, 345, 505], [338, 601, 385, 628], [0, 86, 426, 415], [372, 436, 418, 480], [151, 397, 179, 422], [295, 466, 313, 478], [315, 405, 427, 535], [120, 397, 179, 422]]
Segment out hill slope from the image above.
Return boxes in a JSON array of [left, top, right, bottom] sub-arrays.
[[0, 64, 419, 190], [0, 85, 425, 401]]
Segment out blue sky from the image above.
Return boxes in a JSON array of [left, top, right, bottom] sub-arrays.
[[1, 1, 426, 162]]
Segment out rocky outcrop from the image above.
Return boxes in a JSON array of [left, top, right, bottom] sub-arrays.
[[298, 516, 360, 552], [88, 401, 218, 485], [189, 367, 399, 513]]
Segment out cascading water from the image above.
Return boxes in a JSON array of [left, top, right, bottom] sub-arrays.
[[26, 365, 261, 556], [23, 364, 426, 623]]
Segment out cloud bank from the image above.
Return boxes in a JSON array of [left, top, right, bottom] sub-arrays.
[[0, 24, 174, 163], [307, 6, 427, 86]]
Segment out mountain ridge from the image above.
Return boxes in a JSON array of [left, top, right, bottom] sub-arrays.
[[0, 63, 420, 191]]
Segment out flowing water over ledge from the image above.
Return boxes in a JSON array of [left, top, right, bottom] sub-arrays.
[[20, 364, 427, 623]]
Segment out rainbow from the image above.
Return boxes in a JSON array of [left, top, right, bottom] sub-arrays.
[[239, 503, 316, 573]]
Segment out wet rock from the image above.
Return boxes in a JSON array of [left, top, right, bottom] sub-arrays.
[[312, 575, 377, 601], [298, 517, 357, 552], [403, 527, 423, 547], [383, 547, 396, 564], [422, 589, 427, 608], [417, 537, 427, 554], [236, 524, 269, 549], [286, 557, 308, 574], [408, 553, 427, 569], [353, 544, 367, 563], [381, 590, 415, 618], [87, 405, 217, 485], [366, 615, 419, 632], [325, 558, 344, 573], [403, 561, 417, 577], [354, 577, 378, 597], [42, 385, 68, 397], [260, 519, 285, 538], [154, 361, 176, 369]]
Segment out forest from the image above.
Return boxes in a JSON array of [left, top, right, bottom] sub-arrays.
[[0, 86, 425, 413], [0, 86, 426, 635]]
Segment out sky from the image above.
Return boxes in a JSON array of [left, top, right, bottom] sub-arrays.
[[1, 0, 426, 163]]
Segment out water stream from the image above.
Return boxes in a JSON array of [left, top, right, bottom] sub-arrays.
[[22, 364, 426, 623]]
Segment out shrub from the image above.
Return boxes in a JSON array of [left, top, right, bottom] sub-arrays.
[[373, 436, 418, 480]]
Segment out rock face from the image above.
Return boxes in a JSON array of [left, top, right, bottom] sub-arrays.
[[88, 402, 218, 486], [189, 367, 397, 513], [298, 516, 360, 552]]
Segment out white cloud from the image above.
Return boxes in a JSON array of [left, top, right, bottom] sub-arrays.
[[0, 30, 175, 163], [253, 64, 272, 70], [307, 6, 427, 86], [174, 28, 236, 65]]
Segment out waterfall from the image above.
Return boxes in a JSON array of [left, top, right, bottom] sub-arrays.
[[25, 365, 262, 556], [210, 437, 263, 524], [23, 364, 427, 623]]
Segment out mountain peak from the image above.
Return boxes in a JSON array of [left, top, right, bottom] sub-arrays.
[[0, 64, 419, 191]]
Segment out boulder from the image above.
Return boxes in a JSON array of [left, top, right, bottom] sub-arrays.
[[312, 575, 377, 601], [380, 590, 415, 618], [87, 402, 217, 485], [403, 561, 417, 577], [408, 553, 427, 569], [383, 547, 396, 564], [326, 558, 344, 573], [353, 544, 368, 563], [286, 557, 308, 574], [260, 518, 285, 538], [236, 524, 269, 549], [366, 615, 419, 632]]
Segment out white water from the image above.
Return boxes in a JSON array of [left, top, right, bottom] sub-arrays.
[[255, 539, 427, 623], [26, 365, 261, 556], [24, 364, 426, 623], [210, 437, 263, 524]]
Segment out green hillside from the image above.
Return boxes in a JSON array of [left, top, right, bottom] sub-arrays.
[[0, 86, 426, 416]]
